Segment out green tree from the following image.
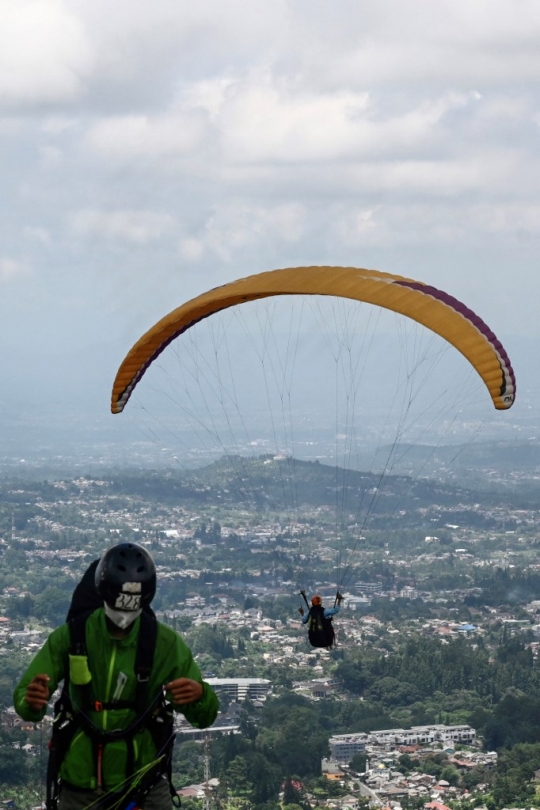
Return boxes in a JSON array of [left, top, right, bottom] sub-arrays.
[[350, 752, 367, 773], [282, 778, 303, 806], [223, 755, 252, 796], [172, 741, 204, 787], [189, 625, 234, 660], [440, 765, 460, 786], [0, 747, 28, 785], [335, 660, 367, 694], [247, 752, 281, 804], [6, 593, 35, 619], [34, 587, 71, 627]]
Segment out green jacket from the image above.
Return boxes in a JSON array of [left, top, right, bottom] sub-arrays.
[[14, 609, 219, 792]]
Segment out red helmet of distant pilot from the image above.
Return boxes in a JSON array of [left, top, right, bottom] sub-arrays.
[[311, 594, 322, 606]]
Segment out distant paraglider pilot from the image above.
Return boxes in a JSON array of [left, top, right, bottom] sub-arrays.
[[299, 592, 343, 648], [14, 542, 219, 810]]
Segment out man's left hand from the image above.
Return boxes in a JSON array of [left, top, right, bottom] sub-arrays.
[[165, 678, 204, 705]]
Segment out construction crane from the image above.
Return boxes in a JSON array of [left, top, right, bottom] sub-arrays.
[[203, 731, 211, 810]]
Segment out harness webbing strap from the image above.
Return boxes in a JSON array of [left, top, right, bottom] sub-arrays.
[[134, 612, 156, 714]]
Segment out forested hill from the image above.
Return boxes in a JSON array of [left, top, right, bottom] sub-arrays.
[[105, 454, 535, 514]]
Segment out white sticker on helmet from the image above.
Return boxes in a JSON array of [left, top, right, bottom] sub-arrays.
[[122, 582, 142, 593]]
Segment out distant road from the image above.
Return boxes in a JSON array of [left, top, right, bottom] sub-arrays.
[[358, 781, 383, 807]]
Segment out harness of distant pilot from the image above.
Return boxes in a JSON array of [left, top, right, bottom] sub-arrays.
[[299, 590, 342, 649]]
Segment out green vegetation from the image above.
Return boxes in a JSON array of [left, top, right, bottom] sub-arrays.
[[1, 460, 540, 808]]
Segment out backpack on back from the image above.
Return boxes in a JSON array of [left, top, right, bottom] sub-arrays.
[[66, 559, 101, 622], [307, 605, 336, 648]]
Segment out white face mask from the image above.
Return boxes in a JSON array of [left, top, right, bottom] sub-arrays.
[[104, 602, 142, 630]]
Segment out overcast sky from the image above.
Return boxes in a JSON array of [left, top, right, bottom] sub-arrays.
[[1, 0, 539, 434]]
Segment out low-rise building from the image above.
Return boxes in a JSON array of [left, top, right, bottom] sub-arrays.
[[329, 733, 369, 761], [206, 677, 271, 702], [329, 725, 476, 762]]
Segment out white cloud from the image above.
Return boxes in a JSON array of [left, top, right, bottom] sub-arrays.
[[284, 0, 540, 90], [0, 1, 92, 105], [85, 110, 209, 159], [70, 210, 176, 244], [471, 204, 540, 237], [3, 0, 540, 113], [82, 76, 485, 177], [218, 79, 480, 163], [335, 201, 540, 248], [0, 258, 28, 281], [39, 146, 63, 170], [202, 203, 306, 262], [48, 0, 290, 115], [179, 239, 204, 262], [0, 118, 25, 136], [352, 154, 511, 195], [1, 0, 540, 357], [23, 227, 52, 246], [41, 117, 80, 135], [70, 0, 540, 105]]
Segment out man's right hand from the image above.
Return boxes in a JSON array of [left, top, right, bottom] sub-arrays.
[[25, 674, 51, 711]]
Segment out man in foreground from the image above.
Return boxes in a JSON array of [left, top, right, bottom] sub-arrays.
[[14, 542, 219, 810]]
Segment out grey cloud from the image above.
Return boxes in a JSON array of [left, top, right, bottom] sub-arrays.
[[282, 0, 540, 90]]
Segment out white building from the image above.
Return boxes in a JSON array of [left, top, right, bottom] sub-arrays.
[[206, 677, 271, 702], [329, 733, 369, 761], [345, 596, 372, 610], [355, 582, 381, 594], [329, 725, 476, 761], [400, 587, 418, 599], [436, 724, 476, 745], [368, 724, 476, 746]]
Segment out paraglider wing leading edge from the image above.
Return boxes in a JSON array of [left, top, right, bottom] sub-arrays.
[[111, 266, 516, 414]]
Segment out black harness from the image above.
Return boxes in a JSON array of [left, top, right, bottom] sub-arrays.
[[299, 590, 340, 648], [307, 605, 336, 648], [46, 611, 178, 810]]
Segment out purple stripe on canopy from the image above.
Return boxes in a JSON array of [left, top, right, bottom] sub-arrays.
[[393, 280, 515, 389]]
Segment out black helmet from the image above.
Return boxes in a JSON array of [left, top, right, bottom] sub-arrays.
[[95, 542, 156, 610]]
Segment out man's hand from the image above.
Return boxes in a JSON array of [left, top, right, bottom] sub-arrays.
[[298, 607, 305, 616], [25, 674, 50, 711], [165, 678, 204, 706]]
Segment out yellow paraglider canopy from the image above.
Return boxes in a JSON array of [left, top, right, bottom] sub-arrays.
[[111, 266, 515, 414]]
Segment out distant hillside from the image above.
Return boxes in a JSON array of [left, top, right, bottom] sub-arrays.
[[108, 453, 536, 517], [373, 439, 540, 479]]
